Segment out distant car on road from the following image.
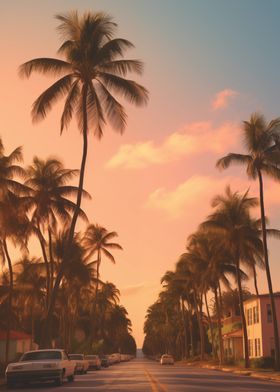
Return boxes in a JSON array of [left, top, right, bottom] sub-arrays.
[[160, 354, 174, 365], [68, 354, 89, 374], [85, 355, 101, 370], [5, 349, 75, 389]]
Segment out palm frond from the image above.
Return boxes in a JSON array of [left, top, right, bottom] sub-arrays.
[[216, 153, 252, 170], [99, 59, 143, 76], [31, 74, 74, 122], [19, 58, 72, 78], [60, 80, 80, 133], [97, 81, 127, 133], [97, 73, 149, 106]]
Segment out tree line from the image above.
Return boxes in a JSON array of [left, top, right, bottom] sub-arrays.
[[143, 113, 280, 370], [0, 10, 149, 364]]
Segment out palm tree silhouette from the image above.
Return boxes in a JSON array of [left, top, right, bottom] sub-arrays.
[[19, 11, 148, 345], [201, 186, 264, 368], [25, 156, 90, 306], [217, 113, 280, 368]]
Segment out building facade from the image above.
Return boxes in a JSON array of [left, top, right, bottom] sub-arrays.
[[244, 294, 280, 358]]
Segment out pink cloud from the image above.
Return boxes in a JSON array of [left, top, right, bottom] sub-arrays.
[[106, 121, 239, 169], [145, 175, 248, 219], [212, 89, 239, 110], [120, 281, 159, 296], [146, 175, 280, 220]]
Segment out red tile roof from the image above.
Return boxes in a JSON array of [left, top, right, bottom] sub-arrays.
[[0, 330, 31, 340]]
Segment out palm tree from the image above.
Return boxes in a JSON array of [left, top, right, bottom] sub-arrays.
[[14, 257, 46, 349], [216, 113, 280, 368], [0, 193, 30, 363], [161, 271, 189, 359], [0, 139, 31, 362], [188, 230, 248, 363], [201, 186, 264, 368], [19, 11, 148, 345], [25, 156, 90, 306], [83, 223, 122, 315]]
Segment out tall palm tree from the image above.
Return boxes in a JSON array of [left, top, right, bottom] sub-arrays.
[[0, 193, 30, 363], [25, 156, 90, 306], [83, 223, 122, 313], [216, 113, 280, 368], [19, 11, 148, 346], [201, 186, 264, 368], [188, 230, 247, 363], [0, 139, 31, 362], [161, 271, 189, 359], [14, 257, 46, 349]]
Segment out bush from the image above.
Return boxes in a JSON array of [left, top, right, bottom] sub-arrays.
[[250, 357, 274, 369]]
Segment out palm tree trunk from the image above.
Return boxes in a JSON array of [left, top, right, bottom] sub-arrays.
[[257, 169, 280, 369], [218, 281, 223, 316], [91, 250, 101, 344], [30, 304, 34, 350], [193, 291, 205, 360], [204, 291, 216, 359], [181, 297, 189, 359], [48, 228, 54, 292], [43, 84, 89, 348], [236, 254, 249, 368], [37, 225, 50, 309], [214, 286, 224, 365], [253, 264, 259, 296], [3, 240, 13, 364], [186, 295, 194, 357]]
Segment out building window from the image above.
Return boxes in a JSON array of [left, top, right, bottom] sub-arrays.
[[253, 306, 259, 324], [255, 338, 261, 357], [267, 304, 272, 323], [247, 308, 253, 325], [248, 339, 254, 357]]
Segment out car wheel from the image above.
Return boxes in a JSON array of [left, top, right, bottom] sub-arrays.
[[55, 370, 64, 386], [67, 374, 75, 382]]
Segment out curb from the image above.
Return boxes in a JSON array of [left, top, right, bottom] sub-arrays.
[[200, 364, 280, 383]]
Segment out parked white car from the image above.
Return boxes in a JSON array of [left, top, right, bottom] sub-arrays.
[[160, 354, 174, 365], [85, 354, 101, 370], [5, 349, 75, 389], [69, 354, 89, 374]]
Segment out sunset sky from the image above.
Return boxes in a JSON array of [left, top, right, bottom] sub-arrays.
[[2, 0, 280, 346]]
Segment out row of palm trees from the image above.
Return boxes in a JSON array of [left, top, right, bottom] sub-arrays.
[[0, 141, 135, 362], [17, 9, 148, 349], [1, 9, 149, 364], [143, 113, 280, 369]]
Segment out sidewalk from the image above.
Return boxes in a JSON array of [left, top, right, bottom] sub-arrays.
[[181, 360, 280, 383]]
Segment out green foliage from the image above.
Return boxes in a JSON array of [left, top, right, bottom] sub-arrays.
[[250, 357, 275, 369]]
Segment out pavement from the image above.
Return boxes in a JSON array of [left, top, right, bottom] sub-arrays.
[[1, 357, 280, 391], [183, 360, 280, 383]]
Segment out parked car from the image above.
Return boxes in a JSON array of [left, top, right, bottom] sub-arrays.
[[160, 354, 174, 365], [99, 356, 108, 368], [68, 354, 89, 374], [85, 355, 101, 370], [5, 349, 75, 389]]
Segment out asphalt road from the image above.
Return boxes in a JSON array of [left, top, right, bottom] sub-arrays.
[[5, 358, 280, 391]]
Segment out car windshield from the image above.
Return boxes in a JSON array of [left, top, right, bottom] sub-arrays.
[[21, 351, 62, 361], [69, 354, 83, 360]]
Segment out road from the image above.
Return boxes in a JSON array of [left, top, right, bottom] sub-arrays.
[[5, 358, 280, 391]]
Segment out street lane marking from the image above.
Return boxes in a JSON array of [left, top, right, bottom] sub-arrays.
[[145, 370, 168, 392], [145, 370, 159, 392]]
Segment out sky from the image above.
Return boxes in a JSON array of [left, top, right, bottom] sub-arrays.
[[2, 0, 280, 346]]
